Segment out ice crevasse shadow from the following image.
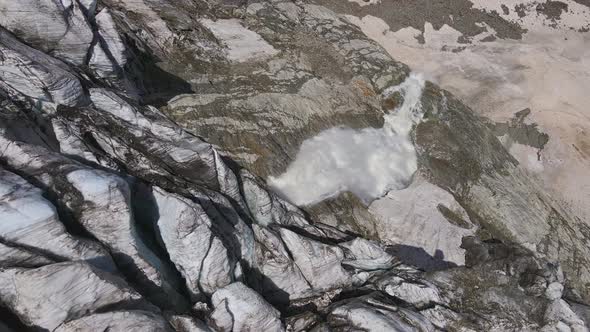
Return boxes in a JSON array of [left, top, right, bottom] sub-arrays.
[[268, 73, 426, 206]]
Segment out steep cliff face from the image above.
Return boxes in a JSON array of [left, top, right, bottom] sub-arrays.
[[0, 0, 588, 331]]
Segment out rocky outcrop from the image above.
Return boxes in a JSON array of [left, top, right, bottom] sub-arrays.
[[0, 0, 589, 331], [413, 87, 590, 303]]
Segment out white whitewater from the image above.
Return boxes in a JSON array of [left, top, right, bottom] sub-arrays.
[[268, 73, 426, 206]]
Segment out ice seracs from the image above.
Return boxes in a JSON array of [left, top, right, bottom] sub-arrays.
[[0, 168, 115, 271], [0, 261, 158, 331], [152, 186, 234, 300], [0, 0, 94, 66], [0, 28, 85, 107], [210, 282, 284, 332]]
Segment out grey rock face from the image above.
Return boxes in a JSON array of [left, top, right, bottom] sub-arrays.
[[0, 0, 589, 331], [413, 89, 590, 302]]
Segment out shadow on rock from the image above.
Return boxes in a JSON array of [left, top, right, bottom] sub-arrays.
[[388, 244, 457, 272]]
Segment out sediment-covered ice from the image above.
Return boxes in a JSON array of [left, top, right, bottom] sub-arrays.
[[268, 74, 425, 206]]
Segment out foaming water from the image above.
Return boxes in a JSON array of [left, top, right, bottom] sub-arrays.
[[268, 73, 426, 206]]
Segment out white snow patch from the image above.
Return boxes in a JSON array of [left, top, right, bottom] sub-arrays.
[[368, 176, 475, 267], [348, 0, 382, 7], [66, 169, 127, 203], [498, 134, 544, 173], [200, 19, 279, 63], [268, 74, 425, 206], [0, 175, 56, 233]]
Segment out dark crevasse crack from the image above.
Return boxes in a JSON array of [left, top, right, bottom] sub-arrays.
[[0, 236, 66, 266], [0, 158, 96, 241], [0, 305, 38, 332], [130, 180, 196, 308]]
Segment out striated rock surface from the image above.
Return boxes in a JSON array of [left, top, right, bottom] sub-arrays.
[[0, 0, 588, 331]]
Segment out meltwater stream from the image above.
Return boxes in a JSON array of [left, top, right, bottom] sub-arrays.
[[268, 73, 426, 206]]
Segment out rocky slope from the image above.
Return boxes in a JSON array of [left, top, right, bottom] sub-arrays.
[[318, 0, 590, 223], [0, 0, 589, 331]]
